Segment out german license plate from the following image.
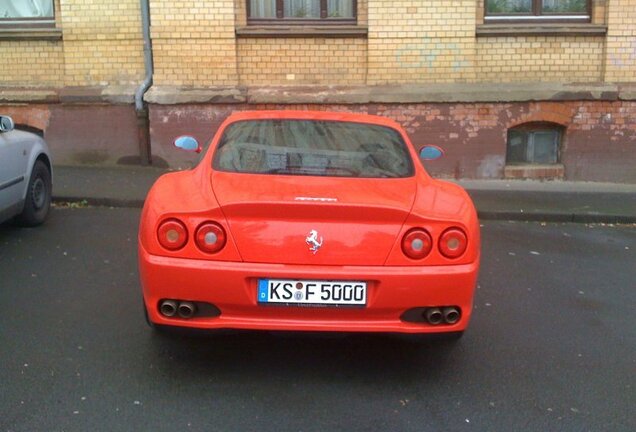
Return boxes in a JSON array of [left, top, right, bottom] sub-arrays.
[[257, 279, 367, 306]]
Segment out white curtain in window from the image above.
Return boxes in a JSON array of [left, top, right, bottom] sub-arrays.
[[249, 0, 276, 18], [327, 0, 353, 18], [284, 0, 320, 18], [0, 0, 54, 18]]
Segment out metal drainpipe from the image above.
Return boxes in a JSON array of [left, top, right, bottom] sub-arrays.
[[135, 0, 153, 165]]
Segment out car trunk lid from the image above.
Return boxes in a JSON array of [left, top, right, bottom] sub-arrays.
[[211, 171, 416, 265]]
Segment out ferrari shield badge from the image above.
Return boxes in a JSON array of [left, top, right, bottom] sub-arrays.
[[305, 229, 323, 254]]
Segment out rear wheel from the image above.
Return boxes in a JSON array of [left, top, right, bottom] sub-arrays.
[[16, 160, 51, 226]]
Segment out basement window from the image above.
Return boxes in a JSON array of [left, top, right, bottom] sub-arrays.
[[247, 0, 356, 24], [506, 123, 562, 165], [485, 0, 590, 23], [504, 123, 565, 179], [0, 0, 55, 28]]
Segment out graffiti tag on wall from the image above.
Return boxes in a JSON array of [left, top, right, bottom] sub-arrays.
[[395, 40, 472, 72]]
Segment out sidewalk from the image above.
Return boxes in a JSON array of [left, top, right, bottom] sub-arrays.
[[52, 165, 636, 223]]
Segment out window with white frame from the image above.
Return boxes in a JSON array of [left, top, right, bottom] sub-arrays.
[[0, 0, 55, 27], [485, 0, 590, 22]]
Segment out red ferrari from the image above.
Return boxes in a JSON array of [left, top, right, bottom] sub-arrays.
[[139, 111, 480, 339]]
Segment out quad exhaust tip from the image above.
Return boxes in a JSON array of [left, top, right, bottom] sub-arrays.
[[422, 306, 461, 325], [425, 308, 444, 325], [177, 301, 196, 319], [443, 307, 460, 324], [159, 299, 197, 319], [401, 306, 462, 325], [159, 300, 178, 317]]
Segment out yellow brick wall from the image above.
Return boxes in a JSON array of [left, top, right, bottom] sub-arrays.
[[1, 0, 634, 90], [233, 1, 368, 86], [604, 0, 636, 82], [237, 37, 366, 85], [0, 40, 64, 86], [367, 0, 476, 84], [0, 0, 63, 87], [593, 0, 607, 24], [235, 0, 247, 27], [150, 0, 238, 86], [476, 36, 604, 82], [60, 0, 145, 86]]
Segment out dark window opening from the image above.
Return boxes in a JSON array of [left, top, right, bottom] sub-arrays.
[[485, 0, 590, 22], [247, 0, 356, 24], [506, 123, 562, 164]]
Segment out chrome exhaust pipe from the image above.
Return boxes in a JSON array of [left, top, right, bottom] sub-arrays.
[[424, 307, 443, 325], [178, 301, 196, 319], [443, 307, 460, 324], [159, 300, 177, 317]]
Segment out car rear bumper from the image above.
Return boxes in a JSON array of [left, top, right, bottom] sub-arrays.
[[139, 244, 479, 334]]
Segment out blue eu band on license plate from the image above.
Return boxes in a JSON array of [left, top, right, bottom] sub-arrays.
[[257, 279, 367, 306]]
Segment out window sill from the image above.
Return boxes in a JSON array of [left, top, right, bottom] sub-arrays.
[[236, 25, 367, 38], [0, 27, 62, 41], [504, 164, 564, 179], [476, 24, 607, 37]]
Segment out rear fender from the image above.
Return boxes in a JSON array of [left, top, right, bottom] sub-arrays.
[[139, 168, 242, 261]]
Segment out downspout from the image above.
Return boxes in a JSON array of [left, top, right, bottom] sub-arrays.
[[135, 0, 153, 165]]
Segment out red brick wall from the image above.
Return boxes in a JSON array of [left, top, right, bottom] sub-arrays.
[[149, 101, 636, 183]]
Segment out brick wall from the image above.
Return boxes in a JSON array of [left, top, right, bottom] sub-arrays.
[[1, 0, 63, 87], [604, 0, 636, 82], [1, 0, 633, 89], [367, 0, 476, 84], [150, 0, 238, 86], [0, 40, 64, 86], [237, 37, 367, 85], [476, 36, 604, 82], [148, 101, 636, 182], [60, 0, 144, 86]]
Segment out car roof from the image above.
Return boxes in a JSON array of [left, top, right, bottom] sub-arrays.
[[225, 110, 404, 130]]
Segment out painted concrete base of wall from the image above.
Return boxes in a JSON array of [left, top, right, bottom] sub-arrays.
[[149, 101, 636, 183], [3, 92, 635, 183], [0, 104, 143, 166]]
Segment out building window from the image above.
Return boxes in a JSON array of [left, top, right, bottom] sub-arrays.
[[506, 124, 562, 165], [247, 0, 356, 23], [485, 0, 590, 22], [0, 0, 55, 28]]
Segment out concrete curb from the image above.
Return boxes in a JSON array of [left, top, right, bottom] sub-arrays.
[[477, 211, 636, 224], [53, 196, 145, 209], [52, 195, 636, 224]]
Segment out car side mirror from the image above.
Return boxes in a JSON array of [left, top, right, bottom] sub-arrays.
[[174, 135, 201, 153], [0, 115, 15, 133], [419, 145, 444, 161]]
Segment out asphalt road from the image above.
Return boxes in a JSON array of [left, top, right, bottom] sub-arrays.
[[1, 208, 634, 432]]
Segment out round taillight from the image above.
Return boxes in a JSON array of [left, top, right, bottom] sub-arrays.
[[195, 222, 226, 254], [439, 228, 468, 259], [157, 219, 188, 250], [401, 229, 433, 260]]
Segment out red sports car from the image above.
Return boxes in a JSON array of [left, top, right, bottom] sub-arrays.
[[139, 111, 480, 339]]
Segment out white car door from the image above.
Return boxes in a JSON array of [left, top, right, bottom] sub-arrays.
[[0, 130, 30, 213]]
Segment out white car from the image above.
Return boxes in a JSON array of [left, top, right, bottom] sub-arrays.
[[0, 115, 52, 226]]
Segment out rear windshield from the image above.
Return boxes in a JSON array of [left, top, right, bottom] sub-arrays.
[[213, 119, 414, 178]]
